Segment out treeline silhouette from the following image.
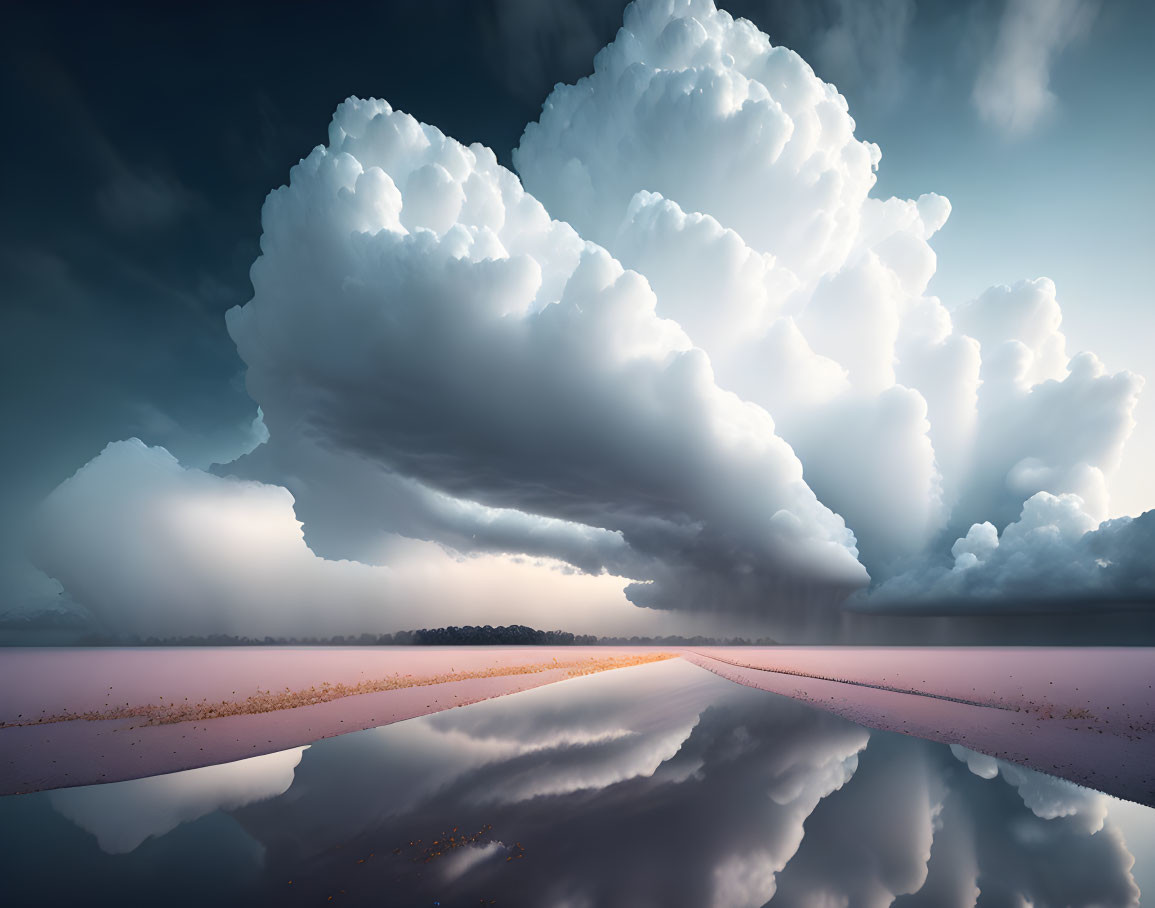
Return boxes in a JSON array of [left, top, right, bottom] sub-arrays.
[[72, 624, 777, 647]]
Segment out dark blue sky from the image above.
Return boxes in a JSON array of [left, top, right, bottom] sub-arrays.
[[3, 1, 1151, 520], [2, 0, 1153, 638]]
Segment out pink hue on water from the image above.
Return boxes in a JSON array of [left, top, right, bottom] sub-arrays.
[[0, 646, 641, 720], [0, 647, 666, 795], [684, 647, 1155, 806], [1, 646, 1152, 805], [686, 646, 1155, 717]]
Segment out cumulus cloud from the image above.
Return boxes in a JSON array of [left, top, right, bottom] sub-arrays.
[[29, 439, 668, 638], [771, 734, 944, 907], [222, 433, 637, 578], [898, 743, 1139, 908], [869, 491, 1155, 609], [973, 0, 1099, 135], [773, 734, 1140, 907], [515, 3, 881, 281], [948, 279, 1142, 533], [513, 2, 953, 573], [24, 0, 1148, 636], [950, 744, 1108, 831], [224, 93, 866, 623], [50, 747, 307, 854], [514, 0, 1141, 599]]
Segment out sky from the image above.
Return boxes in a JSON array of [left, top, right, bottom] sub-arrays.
[[1, 0, 1153, 642]]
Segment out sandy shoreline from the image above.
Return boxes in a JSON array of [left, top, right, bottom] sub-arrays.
[[685, 647, 1155, 806], [1, 646, 1152, 805], [0, 648, 673, 795]]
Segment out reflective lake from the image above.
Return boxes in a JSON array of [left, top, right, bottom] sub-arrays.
[[2, 658, 1153, 907]]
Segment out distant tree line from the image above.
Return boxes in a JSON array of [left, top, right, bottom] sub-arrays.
[[408, 625, 600, 645], [69, 624, 777, 647]]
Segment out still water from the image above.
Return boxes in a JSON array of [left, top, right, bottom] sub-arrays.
[[2, 658, 1152, 907]]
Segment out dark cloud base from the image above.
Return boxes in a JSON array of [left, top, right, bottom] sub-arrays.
[[835, 608, 1155, 646]]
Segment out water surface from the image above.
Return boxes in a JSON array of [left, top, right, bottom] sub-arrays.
[[2, 659, 1151, 907]]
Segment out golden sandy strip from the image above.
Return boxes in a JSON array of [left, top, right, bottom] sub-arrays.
[[0, 652, 677, 729]]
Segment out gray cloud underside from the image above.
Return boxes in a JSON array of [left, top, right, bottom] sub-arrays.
[[866, 492, 1155, 611], [22, 0, 1151, 636], [224, 95, 866, 622]]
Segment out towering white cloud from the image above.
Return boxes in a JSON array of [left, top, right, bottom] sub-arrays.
[[512, 0, 956, 572], [24, 0, 1152, 636], [514, 0, 1144, 598], [224, 94, 867, 622], [950, 280, 1142, 532], [515, 1, 880, 282]]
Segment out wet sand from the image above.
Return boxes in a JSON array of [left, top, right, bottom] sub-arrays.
[[685, 647, 1155, 806], [1, 646, 1152, 805], [0, 648, 673, 795]]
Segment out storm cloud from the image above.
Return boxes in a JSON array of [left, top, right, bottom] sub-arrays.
[[868, 490, 1155, 609], [514, 0, 1144, 596], [22, 0, 1151, 637], [30, 440, 664, 638], [223, 94, 867, 622]]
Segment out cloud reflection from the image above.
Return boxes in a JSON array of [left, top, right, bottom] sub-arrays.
[[30, 660, 1149, 906], [48, 746, 306, 854]]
